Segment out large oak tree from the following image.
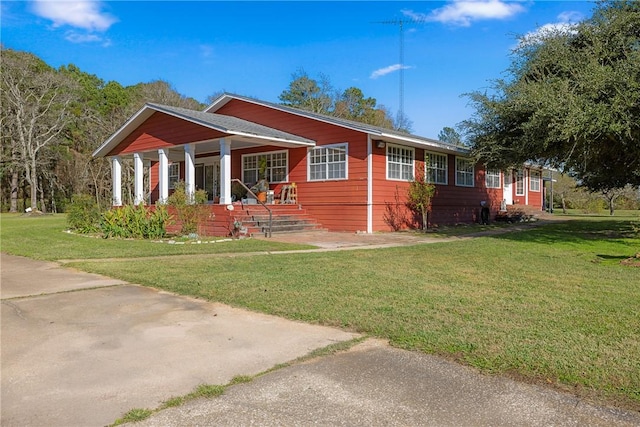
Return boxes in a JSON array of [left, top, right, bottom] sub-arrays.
[[464, 0, 640, 191]]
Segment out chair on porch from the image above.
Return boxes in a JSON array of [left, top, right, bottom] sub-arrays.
[[280, 182, 298, 204]]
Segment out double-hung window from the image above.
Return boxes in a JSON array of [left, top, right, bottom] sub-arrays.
[[168, 163, 180, 189], [485, 169, 500, 189], [308, 143, 347, 181], [455, 157, 474, 187], [425, 152, 447, 184], [387, 144, 414, 181], [530, 170, 541, 192], [242, 151, 288, 185]]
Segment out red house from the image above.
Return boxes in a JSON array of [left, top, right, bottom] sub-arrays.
[[93, 93, 543, 235]]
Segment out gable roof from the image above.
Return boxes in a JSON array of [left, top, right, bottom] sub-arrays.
[[205, 93, 469, 154], [92, 103, 315, 158]]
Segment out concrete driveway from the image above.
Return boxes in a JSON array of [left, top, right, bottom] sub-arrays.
[[0, 253, 358, 427]]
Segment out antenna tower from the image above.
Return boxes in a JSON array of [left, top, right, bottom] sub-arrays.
[[376, 18, 425, 125]]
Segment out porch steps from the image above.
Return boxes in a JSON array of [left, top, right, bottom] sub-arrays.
[[495, 204, 546, 222], [167, 204, 323, 237]]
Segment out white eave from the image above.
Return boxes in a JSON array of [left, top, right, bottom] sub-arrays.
[[205, 93, 470, 155], [92, 103, 315, 159]]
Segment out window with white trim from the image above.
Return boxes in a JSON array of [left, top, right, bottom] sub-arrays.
[[168, 163, 180, 189], [387, 144, 414, 181], [530, 170, 541, 192], [242, 151, 288, 185], [515, 169, 525, 195], [455, 157, 474, 187], [425, 152, 447, 184], [308, 143, 348, 181], [485, 169, 500, 189]]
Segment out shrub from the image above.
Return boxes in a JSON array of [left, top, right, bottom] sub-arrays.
[[167, 181, 211, 235], [100, 204, 169, 239], [66, 194, 101, 233]]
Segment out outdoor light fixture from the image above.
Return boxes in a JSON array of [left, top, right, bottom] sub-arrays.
[[375, 140, 386, 148]]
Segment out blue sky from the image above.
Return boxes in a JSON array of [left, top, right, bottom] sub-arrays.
[[2, 1, 594, 138]]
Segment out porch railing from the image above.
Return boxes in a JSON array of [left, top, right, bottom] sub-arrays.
[[231, 179, 272, 238]]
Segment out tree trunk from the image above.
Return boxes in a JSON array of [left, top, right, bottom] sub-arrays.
[[561, 194, 567, 214], [30, 160, 38, 211], [10, 170, 18, 213], [609, 198, 614, 216], [39, 176, 47, 213]]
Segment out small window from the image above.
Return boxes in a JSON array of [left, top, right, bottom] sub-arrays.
[[485, 169, 501, 189], [425, 152, 447, 184], [515, 169, 525, 195], [530, 170, 541, 192], [168, 163, 180, 189], [308, 143, 348, 181], [387, 144, 414, 181], [242, 151, 289, 185], [455, 157, 474, 187]]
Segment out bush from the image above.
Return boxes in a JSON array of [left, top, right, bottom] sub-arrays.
[[100, 204, 169, 239], [167, 181, 211, 235], [66, 194, 101, 233]]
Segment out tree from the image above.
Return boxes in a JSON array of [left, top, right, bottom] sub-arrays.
[[407, 166, 436, 231], [278, 69, 334, 114], [1, 49, 77, 211], [464, 0, 640, 191], [279, 70, 403, 130], [438, 126, 463, 146]]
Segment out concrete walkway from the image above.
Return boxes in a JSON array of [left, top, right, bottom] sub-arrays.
[[138, 339, 640, 427]]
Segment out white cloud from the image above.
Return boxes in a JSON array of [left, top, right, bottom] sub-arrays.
[[65, 30, 111, 46], [32, 0, 117, 32], [370, 64, 412, 79], [519, 11, 583, 46], [404, 0, 526, 27]]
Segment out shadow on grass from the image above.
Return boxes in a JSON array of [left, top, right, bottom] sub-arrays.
[[493, 219, 634, 242]]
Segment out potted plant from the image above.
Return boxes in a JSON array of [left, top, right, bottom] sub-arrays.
[[251, 156, 269, 203]]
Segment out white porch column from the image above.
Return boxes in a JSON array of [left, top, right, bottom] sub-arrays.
[[133, 152, 144, 205], [184, 143, 196, 202], [219, 138, 232, 204], [158, 148, 169, 204], [111, 156, 122, 206]]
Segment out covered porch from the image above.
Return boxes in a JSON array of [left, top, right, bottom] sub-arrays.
[[93, 103, 315, 207]]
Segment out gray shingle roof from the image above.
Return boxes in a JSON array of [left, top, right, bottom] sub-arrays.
[[147, 103, 315, 145]]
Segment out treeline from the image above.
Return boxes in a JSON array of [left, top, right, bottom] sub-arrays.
[[1, 48, 204, 213], [1, 50, 404, 213]]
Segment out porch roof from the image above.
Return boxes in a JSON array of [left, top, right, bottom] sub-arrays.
[[92, 103, 316, 158]]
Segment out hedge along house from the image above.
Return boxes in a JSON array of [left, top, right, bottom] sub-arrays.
[[93, 93, 543, 235]]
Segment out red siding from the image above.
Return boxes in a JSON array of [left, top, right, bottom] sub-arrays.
[[217, 99, 370, 232], [107, 112, 227, 156]]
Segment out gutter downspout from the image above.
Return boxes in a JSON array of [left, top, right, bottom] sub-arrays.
[[367, 135, 373, 234]]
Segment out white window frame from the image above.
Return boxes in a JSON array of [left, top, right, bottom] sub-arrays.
[[168, 163, 180, 190], [307, 143, 348, 181], [455, 157, 474, 187], [485, 168, 501, 189], [515, 169, 525, 196], [241, 150, 289, 185], [530, 170, 541, 192], [425, 152, 448, 185], [386, 144, 414, 181]]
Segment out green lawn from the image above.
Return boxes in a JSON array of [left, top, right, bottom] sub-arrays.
[[2, 212, 639, 410], [0, 214, 314, 260]]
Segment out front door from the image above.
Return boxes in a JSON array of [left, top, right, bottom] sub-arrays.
[[503, 170, 513, 205], [195, 158, 220, 202]]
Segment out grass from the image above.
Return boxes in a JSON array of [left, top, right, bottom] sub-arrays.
[[2, 212, 639, 410], [0, 213, 314, 260]]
